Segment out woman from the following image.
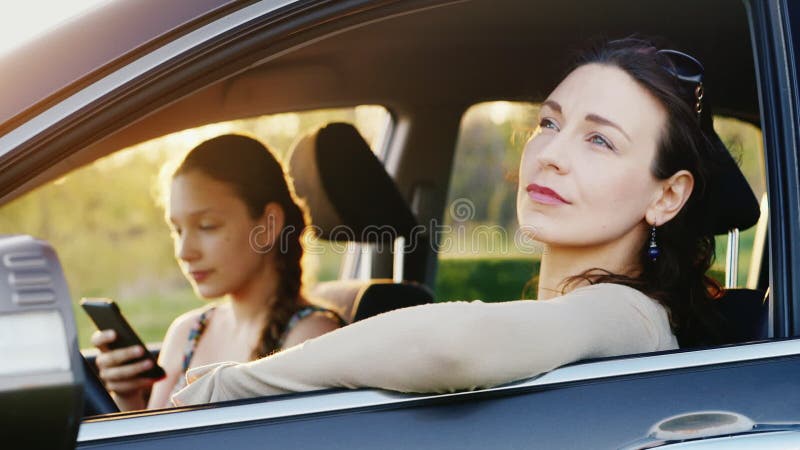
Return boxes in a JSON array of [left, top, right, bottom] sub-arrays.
[[92, 134, 344, 410], [172, 38, 745, 405]]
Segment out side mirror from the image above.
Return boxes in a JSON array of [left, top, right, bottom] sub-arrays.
[[0, 235, 84, 449]]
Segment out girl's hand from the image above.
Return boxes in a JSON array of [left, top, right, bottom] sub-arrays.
[[91, 329, 156, 410]]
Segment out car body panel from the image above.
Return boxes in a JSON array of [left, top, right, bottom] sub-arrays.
[[0, 0, 238, 133], [77, 347, 800, 448]]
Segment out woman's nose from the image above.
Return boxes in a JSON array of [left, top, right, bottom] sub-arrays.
[[534, 135, 570, 173]]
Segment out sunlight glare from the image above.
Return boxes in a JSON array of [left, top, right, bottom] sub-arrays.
[[0, 0, 111, 57], [488, 101, 513, 125]]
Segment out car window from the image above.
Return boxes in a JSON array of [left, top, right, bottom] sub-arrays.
[[434, 101, 767, 302], [433, 102, 539, 301], [0, 105, 391, 348], [713, 117, 768, 288]]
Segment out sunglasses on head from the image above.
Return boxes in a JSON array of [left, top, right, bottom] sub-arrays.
[[656, 49, 705, 117]]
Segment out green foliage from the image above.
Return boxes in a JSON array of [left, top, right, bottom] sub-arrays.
[[434, 257, 727, 304], [434, 257, 539, 302], [445, 102, 538, 229]]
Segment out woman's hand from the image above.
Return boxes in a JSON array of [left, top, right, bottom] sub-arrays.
[[91, 329, 157, 411]]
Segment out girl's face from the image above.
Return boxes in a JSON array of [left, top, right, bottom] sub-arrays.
[[168, 170, 270, 299], [517, 63, 668, 249]]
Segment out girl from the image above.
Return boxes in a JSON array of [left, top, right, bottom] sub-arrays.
[[92, 134, 344, 410]]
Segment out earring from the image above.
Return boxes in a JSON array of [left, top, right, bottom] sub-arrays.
[[648, 225, 660, 261]]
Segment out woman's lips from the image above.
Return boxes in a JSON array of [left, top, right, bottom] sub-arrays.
[[526, 183, 570, 205], [190, 270, 213, 283]]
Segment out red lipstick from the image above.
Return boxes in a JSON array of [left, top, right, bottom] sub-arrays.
[[526, 183, 570, 205]]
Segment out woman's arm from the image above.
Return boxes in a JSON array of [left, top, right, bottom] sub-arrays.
[[280, 312, 341, 349], [173, 284, 673, 405]]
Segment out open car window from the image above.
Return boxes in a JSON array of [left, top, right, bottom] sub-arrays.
[[0, 105, 391, 348]]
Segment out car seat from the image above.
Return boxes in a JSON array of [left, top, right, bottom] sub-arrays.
[[288, 122, 433, 323]]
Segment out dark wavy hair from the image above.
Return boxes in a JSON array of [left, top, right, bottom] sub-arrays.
[[174, 134, 309, 358], [554, 38, 725, 347]]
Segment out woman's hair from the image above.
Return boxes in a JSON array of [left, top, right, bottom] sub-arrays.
[[174, 134, 308, 358], [558, 37, 726, 347]]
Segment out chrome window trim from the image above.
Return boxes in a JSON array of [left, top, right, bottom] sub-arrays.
[[78, 338, 800, 442], [659, 430, 800, 448], [0, 0, 298, 156]]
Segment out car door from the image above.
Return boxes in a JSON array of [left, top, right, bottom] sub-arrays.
[[1, 0, 798, 449]]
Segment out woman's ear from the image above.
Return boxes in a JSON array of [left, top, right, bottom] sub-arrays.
[[252, 202, 286, 252], [646, 170, 694, 225]]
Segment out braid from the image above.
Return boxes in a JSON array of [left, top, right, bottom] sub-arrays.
[[252, 185, 309, 359]]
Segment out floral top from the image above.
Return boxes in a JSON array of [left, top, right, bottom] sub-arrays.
[[181, 306, 216, 373]]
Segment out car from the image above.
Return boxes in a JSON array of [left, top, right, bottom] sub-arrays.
[[1, 0, 799, 448]]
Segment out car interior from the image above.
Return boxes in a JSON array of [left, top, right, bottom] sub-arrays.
[[0, 0, 772, 420]]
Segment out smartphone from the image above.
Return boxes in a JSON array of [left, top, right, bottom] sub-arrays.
[[80, 298, 166, 379]]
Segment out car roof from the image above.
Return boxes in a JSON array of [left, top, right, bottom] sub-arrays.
[[0, 0, 239, 134], [95, 0, 757, 153]]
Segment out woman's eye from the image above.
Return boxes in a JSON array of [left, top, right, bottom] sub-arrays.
[[199, 224, 219, 231], [589, 134, 614, 150], [539, 118, 559, 131]]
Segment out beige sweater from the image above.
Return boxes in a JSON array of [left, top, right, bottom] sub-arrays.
[[172, 283, 677, 405]]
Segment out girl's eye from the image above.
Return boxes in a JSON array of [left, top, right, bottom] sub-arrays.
[[589, 134, 614, 150], [539, 118, 560, 131], [199, 224, 219, 231]]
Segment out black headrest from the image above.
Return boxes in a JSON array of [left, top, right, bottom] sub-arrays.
[[351, 282, 434, 322], [699, 95, 760, 235], [288, 123, 418, 242]]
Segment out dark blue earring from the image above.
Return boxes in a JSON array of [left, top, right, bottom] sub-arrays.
[[648, 225, 660, 261]]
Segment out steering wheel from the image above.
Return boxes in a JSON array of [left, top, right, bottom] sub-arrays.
[[80, 354, 120, 416]]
